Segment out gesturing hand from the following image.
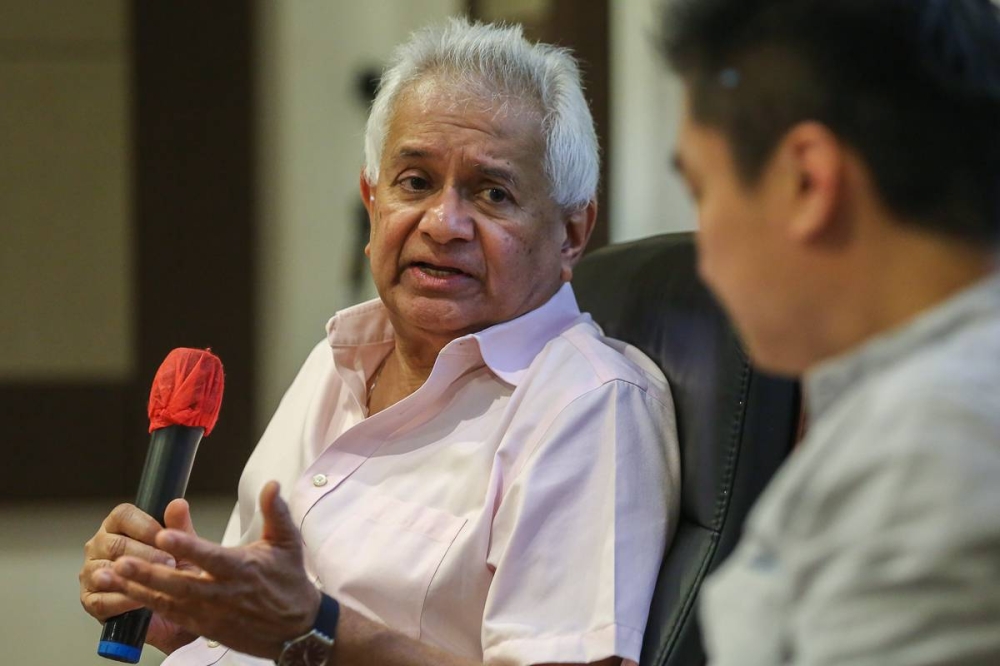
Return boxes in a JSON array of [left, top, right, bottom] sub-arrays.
[[92, 481, 321, 660], [80, 499, 202, 655]]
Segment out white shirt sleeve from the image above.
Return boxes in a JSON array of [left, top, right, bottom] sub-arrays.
[[482, 379, 679, 665]]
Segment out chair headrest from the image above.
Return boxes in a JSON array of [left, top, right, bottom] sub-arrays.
[[573, 233, 796, 531]]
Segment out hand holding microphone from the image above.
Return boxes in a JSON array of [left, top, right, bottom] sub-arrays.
[[79, 348, 224, 663]]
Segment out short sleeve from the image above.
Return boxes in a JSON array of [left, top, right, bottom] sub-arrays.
[[482, 380, 679, 665], [787, 395, 1000, 665]]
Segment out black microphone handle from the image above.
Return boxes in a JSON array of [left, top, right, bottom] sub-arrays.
[[98, 425, 204, 663]]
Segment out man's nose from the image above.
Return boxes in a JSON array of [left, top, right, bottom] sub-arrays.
[[419, 186, 475, 243]]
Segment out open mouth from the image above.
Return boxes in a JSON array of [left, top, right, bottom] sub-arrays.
[[412, 261, 468, 278]]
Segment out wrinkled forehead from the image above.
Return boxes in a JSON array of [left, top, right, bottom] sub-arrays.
[[380, 78, 548, 188]]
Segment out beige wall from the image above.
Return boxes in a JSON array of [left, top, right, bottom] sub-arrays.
[[0, 1, 133, 381], [610, 0, 695, 241]]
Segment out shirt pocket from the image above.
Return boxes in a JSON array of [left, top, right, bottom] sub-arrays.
[[310, 492, 467, 639]]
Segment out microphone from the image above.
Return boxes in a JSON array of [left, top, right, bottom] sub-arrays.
[[97, 348, 224, 663]]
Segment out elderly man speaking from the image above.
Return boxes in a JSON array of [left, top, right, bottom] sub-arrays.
[[80, 19, 679, 666]]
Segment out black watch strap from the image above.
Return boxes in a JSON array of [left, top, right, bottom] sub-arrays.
[[314, 593, 340, 641]]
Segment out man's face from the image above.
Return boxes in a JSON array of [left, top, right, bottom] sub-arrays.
[[363, 79, 576, 342], [674, 93, 804, 374]]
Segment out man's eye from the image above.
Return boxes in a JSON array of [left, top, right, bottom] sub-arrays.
[[401, 176, 430, 191], [483, 187, 509, 204]]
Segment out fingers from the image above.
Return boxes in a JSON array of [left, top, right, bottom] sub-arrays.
[[95, 565, 190, 631], [83, 504, 175, 571], [96, 558, 289, 661], [80, 503, 175, 623], [164, 498, 197, 537], [80, 558, 147, 620], [111, 557, 209, 600], [155, 529, 244, 578], [98, 492, 320, 661], [259, 481, 301, 547], [80, 588, 144, 621], [101, 503, 162, 546], [84, 530, 177, 568]]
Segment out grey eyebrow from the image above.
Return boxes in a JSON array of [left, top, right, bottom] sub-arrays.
[[476, 165, 518, 189], [396, 147, 431, 159]]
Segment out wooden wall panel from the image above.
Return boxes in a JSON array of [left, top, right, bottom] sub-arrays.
[[131, 1, 257, 494], [2, 2, 257, 499]]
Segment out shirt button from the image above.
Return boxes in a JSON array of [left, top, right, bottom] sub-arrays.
[[206, 640, 220, 648], [312, 474, 328, 487]]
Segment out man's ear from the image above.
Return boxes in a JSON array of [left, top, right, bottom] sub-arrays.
[[778, 122, 844, 244], [360, 170, 375, 257], [560, 200, 597, 282]]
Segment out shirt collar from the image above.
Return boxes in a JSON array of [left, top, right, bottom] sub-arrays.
[[325, 298, 395, 348], [805, 270, 1000, 420], [324, 282, 586, 386], [463, 282, 585, 386]]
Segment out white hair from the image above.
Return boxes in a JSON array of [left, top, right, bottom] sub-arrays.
[[363, 18, 599, 209]]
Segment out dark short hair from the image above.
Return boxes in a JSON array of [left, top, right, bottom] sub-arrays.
[[662, 0, 1000, 244]]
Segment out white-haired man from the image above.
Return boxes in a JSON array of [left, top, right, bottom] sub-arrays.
[[81, 19, 679, 666]]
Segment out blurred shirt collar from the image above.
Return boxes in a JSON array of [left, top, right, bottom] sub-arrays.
[[806, 270, 1000, 420]]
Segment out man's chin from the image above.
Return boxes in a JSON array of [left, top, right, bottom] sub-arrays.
[[393, 299, 486, 339], [724, 315, 805, 377], [742, 340, 810, 379]]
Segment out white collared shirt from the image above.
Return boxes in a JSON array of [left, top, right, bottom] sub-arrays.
[[166, 283, 680, 666]]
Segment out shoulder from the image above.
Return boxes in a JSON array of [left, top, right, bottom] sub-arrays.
[[523, 318, 672, 407], [779, 324, 1000, 542], [857, 313, 1000, 462], [497, 319, 678, 489]]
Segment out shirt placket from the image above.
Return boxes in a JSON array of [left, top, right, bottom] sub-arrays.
[[290, 349, 480, 528]]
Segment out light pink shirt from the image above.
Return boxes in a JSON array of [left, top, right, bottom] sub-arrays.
[[165, 283, 679, 666]]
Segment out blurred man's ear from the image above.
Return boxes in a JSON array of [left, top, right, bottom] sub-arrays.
[[560, 200, 598, 282], [778, 122, 846, 245]]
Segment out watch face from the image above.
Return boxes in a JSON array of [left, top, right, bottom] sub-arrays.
[[279, 632, 333, 666]]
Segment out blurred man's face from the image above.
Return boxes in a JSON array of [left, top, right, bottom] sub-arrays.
[[362, 78, 586, 344], [673, 92, 805, 374]]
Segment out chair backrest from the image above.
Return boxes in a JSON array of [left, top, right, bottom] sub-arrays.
[[573, 232, 800, 666]]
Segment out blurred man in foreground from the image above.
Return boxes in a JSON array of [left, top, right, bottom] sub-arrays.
[[664, 0, 1000, 663]]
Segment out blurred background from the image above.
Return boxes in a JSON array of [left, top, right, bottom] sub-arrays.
[[0, 0, 693, 663]]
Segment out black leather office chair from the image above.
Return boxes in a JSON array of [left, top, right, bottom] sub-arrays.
[[573, 232, 800, 666]]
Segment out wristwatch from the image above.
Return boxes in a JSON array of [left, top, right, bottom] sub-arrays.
[[275, 593, 340, 666]]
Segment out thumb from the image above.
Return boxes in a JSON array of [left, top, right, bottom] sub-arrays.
[[163, 498, 198, 537], [163, 498, 201, 573], [260, 480, 301, 548]]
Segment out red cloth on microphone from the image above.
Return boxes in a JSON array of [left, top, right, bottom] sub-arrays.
[[147, 348, 225, 435]]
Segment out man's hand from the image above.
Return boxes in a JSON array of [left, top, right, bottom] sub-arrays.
[[92, 481, 320, 660], [80, 499, 201, 654], [88, 484, 625, 666]]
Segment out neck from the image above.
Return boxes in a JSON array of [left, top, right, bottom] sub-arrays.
[[391, 333, 445, 388], [811, 224, 995, 366], [366, 328, 453, 416]]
